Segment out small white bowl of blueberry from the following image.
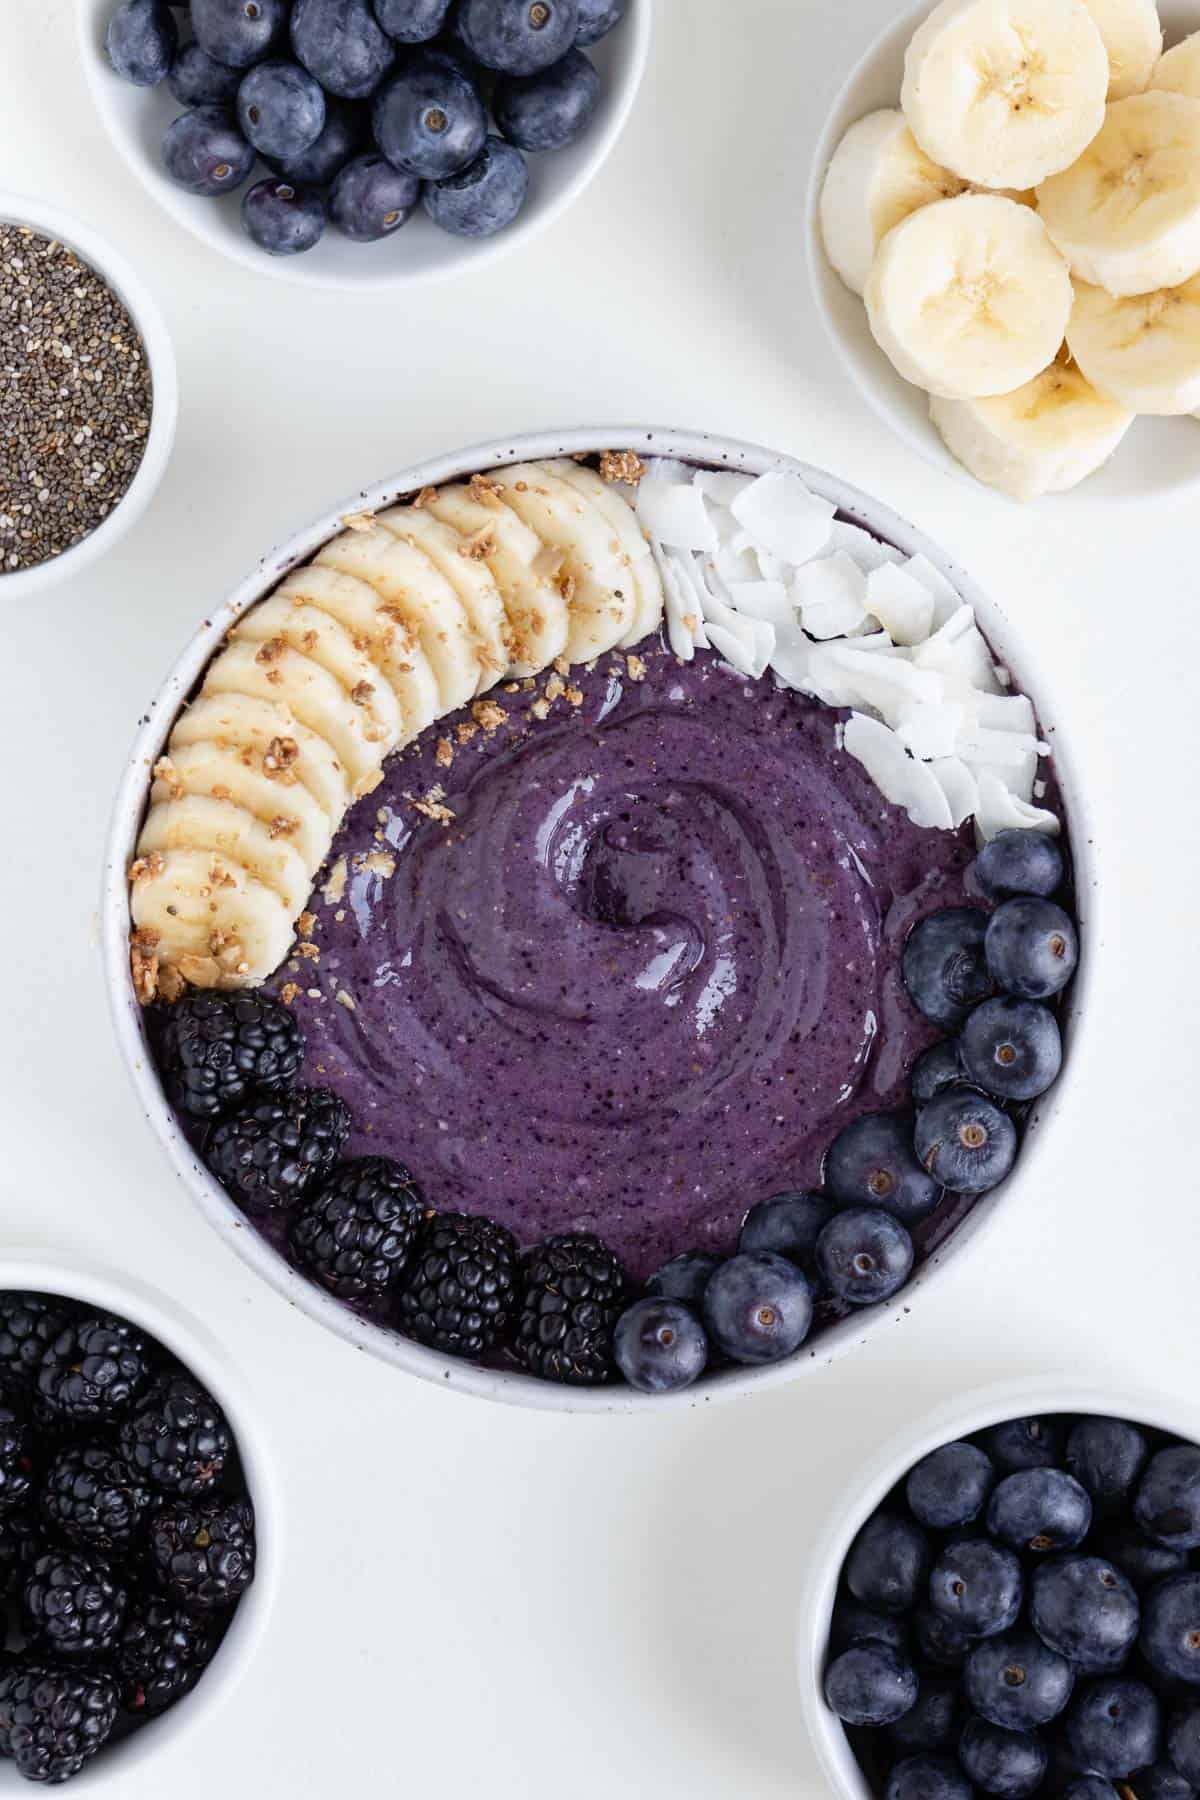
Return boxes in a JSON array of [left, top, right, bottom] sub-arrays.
[[82, 0, 649, 284], [801, 1381, 1200, 1800]]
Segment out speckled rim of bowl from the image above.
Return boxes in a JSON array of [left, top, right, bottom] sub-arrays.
[[0, 191, 178, 602], [100, 425, 1097, 1415], [797, 1375, 1200, 1800], [0, 1245, 280, 1790], [76, 0, 652, 293]]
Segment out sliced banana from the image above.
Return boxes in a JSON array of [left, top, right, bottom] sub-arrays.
[[929, 349, 1135, 497], [130, 848, 294, 990], [150, 739, 333, 873], [1066, 274, 1200, 411], [424, 480, 570, 676], [168, 692, 351, 824], [864, 193, 1073, 398], [820, 110, 976, 295], [1150, 29, 1200, 99], [139, 795, 312, 917], [1083, 0, 1162, 98], [901, 0, 1109, 190], [276, 562, 441, 748], [541, 459, 664, 648], [202, 638, 390, 790], [1037, 92, 1200, 295], [317, 526, 481, 716], [486, 463, 637, 661], [230, 595, 404, 747], [378, 504, 511, 692]]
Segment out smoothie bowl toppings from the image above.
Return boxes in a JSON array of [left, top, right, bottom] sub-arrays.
[[120, 449, 1080, 1398]]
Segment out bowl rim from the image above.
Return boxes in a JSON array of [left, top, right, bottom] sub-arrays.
[[795, 1375, 1200, 1800], [99, 422, 1098, 1415], [75, 0, 652, 294], [0, 190, 179, 602], [0, 1245, 280, 1790]]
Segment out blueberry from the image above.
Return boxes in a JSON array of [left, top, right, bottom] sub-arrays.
[[1030, 1554, 1140, 1670], [907, 1441, 996, 1531], [959, 998, 1062, 1102], [291, 0, 395, 97], [929, 1539, 1023, 1638], [1100, 1528, 1188, 1591], [373, 54, 487, 177], [574, 0, 625, 44], [889, 1676, 960, 1754], [241, 178, 327, 253], [494, 46, 600, 150], [162, 107, 256, 194], [329, 152, 419, 238], [1136, 1447, 1200, 1550], [1141, 1575, 1200, 1684], [974, 829, 1064, 901], [457, 0, 578, 74], [272, 100, 366, 183], [700, 1252, 812, 1364], [738, 1191, 830, 1266], [985, 897, 1078, 1000], [915, 1605, 974, 1668], [887, 1755, 974, 1800], [1068, 1418, 1149, 1514], [645, 1250, 719, 1307], [1132, 1765, 1198, 1800], [845, 1511, 931, 1616], [903, 907, 994, 1030], [830, 1598, 912, 1658], [984, 1417, 1063, 1472], [987, 1469, 1092, 1554], [815, 1207, 914, 1306], [965, 1629, 1074, 1731], [107, 0, 177, 85], [1168, 1704, 1200, 1785], [612, 1298, 708, 1395], [373, 0, 453, 38], [825, 1112, 940, 1225], [824, 1642, 918, 1727], [1066, 1678, 1161, 1779], [168, 42, 242, 107], [911, 1040, 969, 1106], [1064, 1782, 1120, 1800], [958, 1717, 1047, 1797], [423, 135, 529, 235], [914, 1090, 1016, 1194], [191, 0, 286, 68], [237, 59, 326, 161]]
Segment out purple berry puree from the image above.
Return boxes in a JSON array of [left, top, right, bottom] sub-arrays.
[[264, 636, 1026, 1281]]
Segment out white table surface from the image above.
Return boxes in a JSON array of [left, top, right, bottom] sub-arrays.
[[2, 3, 1197, 1795]]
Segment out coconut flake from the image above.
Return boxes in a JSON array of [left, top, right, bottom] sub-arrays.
[[972, 691, 1037, 735], [694, 469, 755, 508], [865, 562, 935, 647], [637, 477, 718, 552], [700, 590, 774, 679], [843, 714, 954, 830], [895, 699, 965, 761], [791, 553, 868, 640], [730, 472, 835, 565], [723, 579, 795, 626], [904, 553, 963, 628], [975, 774, 1060, 843], [913, 605, 1002, 697], [811, 644, 944, 728], [827, 521, 905, 574], [929, 758, 979, 829], [769, 626, 816, 691]]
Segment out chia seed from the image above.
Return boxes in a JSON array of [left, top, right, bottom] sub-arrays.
[[0, 223, 154, 575]]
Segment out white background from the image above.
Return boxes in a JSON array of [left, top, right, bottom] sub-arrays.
[[2, 2, 1198, 1795]]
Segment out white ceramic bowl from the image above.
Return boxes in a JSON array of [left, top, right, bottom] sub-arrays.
[[0, 1246, 279, 1791], [798, 1375, 1200, 1800], [805, 0, 1200, 503], [100, 424, 1095, 1415], [77, 0, 650, 291], [0, 192, 177, 602]]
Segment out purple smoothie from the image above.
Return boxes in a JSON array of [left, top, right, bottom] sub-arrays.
[[268, 639, 986, 1280]]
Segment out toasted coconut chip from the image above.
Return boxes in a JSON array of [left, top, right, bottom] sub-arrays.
[[865, 562, 935, 647], [843, 714, 954, 831], [637, 477, 717, 552], [791, 553, 868, 640], [730, 472, 835, 566]]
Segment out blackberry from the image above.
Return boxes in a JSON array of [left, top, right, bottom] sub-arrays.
[[41, 1443, 155, 1555], [158, 990, 304, 1120], [114, 1591, 218, 1715], [149, 1495, 256, 1612], [0, 1293, 69, 1392], [119, 1374, 231, 1498], [0, 1389, 34, 1511], [0, 1662, 118, 1784], [36, 1313, 150, 1423], [398, 1212, 520, 1356], [0, 1504, 43, 1601], [290, 1157, 427, 1299], [206, 1086, 351, 1211], [23, 1550, 128, 1657], [515, 1232, 630, 1385]]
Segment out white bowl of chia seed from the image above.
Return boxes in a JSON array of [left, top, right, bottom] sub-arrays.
[[0, 192, 177, 601]]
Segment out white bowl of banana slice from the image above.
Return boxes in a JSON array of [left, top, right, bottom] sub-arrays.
[[807, 0, 1200, 501]]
